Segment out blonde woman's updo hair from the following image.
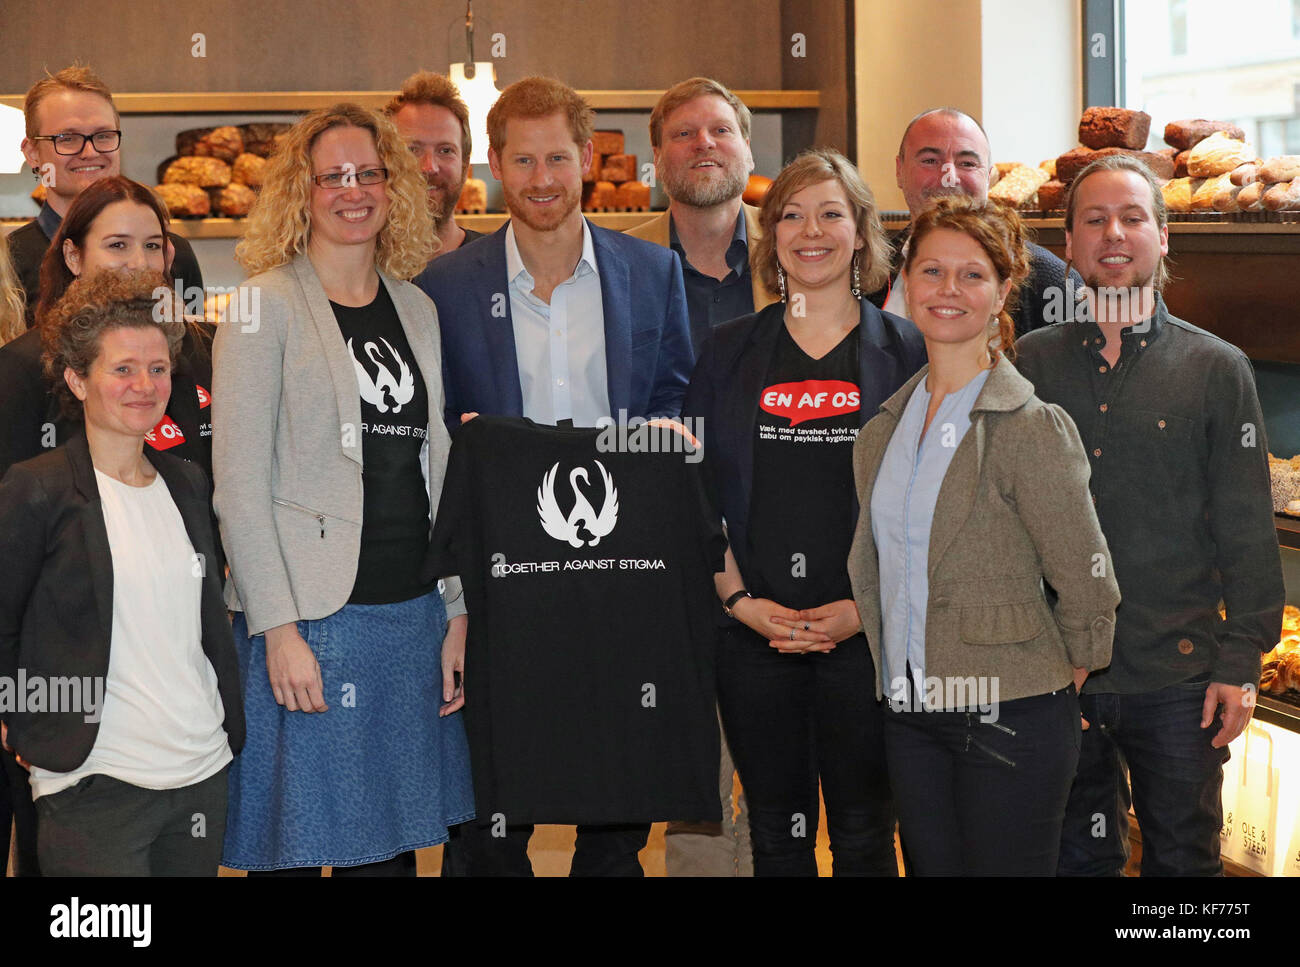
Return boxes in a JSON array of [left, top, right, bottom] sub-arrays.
[[902, 195, 1030, 361], [235, 102, 436, 279], [751, 147, 891, 299], [42, 270, 184, 420]]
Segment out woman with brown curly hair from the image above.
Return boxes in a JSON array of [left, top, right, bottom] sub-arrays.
[[0, 270, 243, 876], [212, 103, 472, 875], [848, 195, 1119, 875], [683, 148, 925, 875]]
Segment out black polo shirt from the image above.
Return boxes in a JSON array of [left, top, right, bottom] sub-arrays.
[[670, 209, 755, 356]]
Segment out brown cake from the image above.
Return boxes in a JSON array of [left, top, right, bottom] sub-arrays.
[[231, 153, 267, 188], [613, 180, 650, 210], [238, 122, 292, 158], [600, 154, 637, 183], [1163, 119, 1246, 152], [1078, 107, 1151, 150], [583, 180, 617, 210], [591, 130, 624, 156], [175, 126, 215, 156], [213, 182, 257, 217], [163, 156, 232, 188], [193, 126, 244, 163], [154, 182, 211, 218], [1056, 146, 1175, 183], [1037, 179, 1067, 211]]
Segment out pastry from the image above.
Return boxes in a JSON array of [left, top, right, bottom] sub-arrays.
[[1039, 159, 1057, 178], [1186, 132, 1255, 177], [1174, 150, 1191, 178], [193, 125, 244, 163], [1236, 181, 1268, 212], [1078, 107, 1151, 150], [163, 156, 232, 188], [583, 180, 617, 209], [600, 154, 637, 184], [1190, 173, 1233, 211], [613, 181, 650, 209], [591, 131, 624, 156], [1160, 177, 1201, 213], [1036, 179, 1067, 211], [1211, 177, 1242, 212], [1258, 155, 1300, 184], [582, 152, 602, 183], [238, 122, 292, 158], [231, 153, 267, 188], [175, 126, 215, 156], [153, 182, 211, 218], [455, 177, 486, 212], [1230, 163, 1260, 187], [987, 164, 1050, 208], [213, 182, 256, 217], [1163, 119, 1246, 152]]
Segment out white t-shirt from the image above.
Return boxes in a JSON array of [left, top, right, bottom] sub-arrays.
[[29, 470, 231, 799]]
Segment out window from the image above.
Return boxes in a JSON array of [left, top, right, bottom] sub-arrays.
[[1170, 0, 1188, 57]]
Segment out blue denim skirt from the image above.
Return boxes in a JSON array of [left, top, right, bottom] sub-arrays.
[[221, 590, 475, 870]]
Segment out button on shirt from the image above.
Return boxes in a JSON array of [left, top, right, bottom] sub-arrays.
[[505, 219, 610, 426], [872, 367, 991, 706], [1014, 296, 1285, 694], [669, 209, 754, 356]]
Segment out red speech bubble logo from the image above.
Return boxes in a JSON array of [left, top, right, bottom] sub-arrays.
[[196, 384, 211, 409], [145, 415, 186, 450], [760, 380, 860, 427]]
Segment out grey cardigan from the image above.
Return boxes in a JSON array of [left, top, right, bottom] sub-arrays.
[[212, 255, 464, 636], [848, 357, 1119, 704]]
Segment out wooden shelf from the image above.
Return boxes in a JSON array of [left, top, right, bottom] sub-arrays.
[[0, 90, 819, 114], [1279, 515, 1300, 550]]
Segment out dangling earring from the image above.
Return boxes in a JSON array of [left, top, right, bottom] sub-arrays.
[[777, 264, 787, 302], [851, 253, 862, 299]]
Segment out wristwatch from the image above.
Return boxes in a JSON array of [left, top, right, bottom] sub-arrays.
[[722, 589, 751, 618]]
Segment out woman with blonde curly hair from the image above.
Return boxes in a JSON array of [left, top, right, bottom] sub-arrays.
[[0, 243, 24, 347], [212, 102, 472, 875]]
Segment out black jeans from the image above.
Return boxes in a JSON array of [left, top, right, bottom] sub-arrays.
[[885, 686, 1081, 876], [35, 767, 228, 876], [715, 627, 895, 876], [2, 748, 40, 875], [1058, 678, 1230, 876]]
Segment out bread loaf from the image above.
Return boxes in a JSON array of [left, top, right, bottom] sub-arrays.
[[600, 154, 637, 183], [591, 131, 624, 156], [613, 181, 650, 209], [1057, 146, 1176, 183], [1263, 178, 1300, 212], [1230, 163, 1260, 187], [1236, 181, 1269, 212], [163, 156, 232, 188], [455, 177, 486, 212], [1079, 107, 1151, 149], [1210, 176, 1243, 212], [1173, 149, 1191, 178], [238, 122, 292, 158], [1163, 119, 1246, 151], [1160, 177, 1200, 213], [175, 127, 214, 156], [193, 125, 244, 163], [1258, 155, 1300, 184], [156, 155, 179, 185], [1186, 132, 1255, 177], [582, 152, 602, 184], [1039, 159, 1056, 178], [231, 153, 267, 188], [1037, 179, 1067, 211], [154, 182, 211, 218], [213, 182, 256, 217], [1191, 173, 1232, 211], [987, 164, 1050, 208], [583, 180, 617, 209]]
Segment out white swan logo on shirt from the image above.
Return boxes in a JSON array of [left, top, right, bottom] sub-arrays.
[[537, 461, 619, 548], [348, 337, 415, 413]]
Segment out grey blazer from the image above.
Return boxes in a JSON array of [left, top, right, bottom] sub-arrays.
[[848, 357, 1119, 704], [212, 255, 464, 636]]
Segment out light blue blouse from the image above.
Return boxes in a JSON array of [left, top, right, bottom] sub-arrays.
[[870, 366, 991, 707]]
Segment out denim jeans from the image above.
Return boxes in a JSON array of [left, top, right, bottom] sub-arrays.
[[715, 627, 896, 877], [885, 686, 1081, 876], [1057, 678, 1230, 877]]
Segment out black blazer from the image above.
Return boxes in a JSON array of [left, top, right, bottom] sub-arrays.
[[682, 299, 927, 587], [0, 432, 244, 773]]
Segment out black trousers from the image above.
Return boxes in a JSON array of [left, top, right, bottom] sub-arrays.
[[885, 685, 1081, 876], [246, 851, 417, 877], [2, 748, 40, 875], [715, 627, 896, 876], [440, 819, 650, 876]]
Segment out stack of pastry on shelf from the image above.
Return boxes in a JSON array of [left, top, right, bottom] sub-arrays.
[[153, 123, 288, 218], [1270, 452, 1300, 516], [1261, 606, 1300, 697], [581, 130, 649, 212]]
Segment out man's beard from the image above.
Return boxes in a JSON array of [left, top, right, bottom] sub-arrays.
[[660, 158, 748, 208], [426, 172, 467, 229], [502, 180, 581, 232]]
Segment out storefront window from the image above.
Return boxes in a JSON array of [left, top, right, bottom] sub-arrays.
[[1122, 0, 1300, 151]]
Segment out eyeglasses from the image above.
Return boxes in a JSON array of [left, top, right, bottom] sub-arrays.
[[311, 167, 389, 189], [31, 130, 122, 155]]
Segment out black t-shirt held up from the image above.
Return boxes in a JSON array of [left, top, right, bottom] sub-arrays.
[[330, 284, 435, 605]]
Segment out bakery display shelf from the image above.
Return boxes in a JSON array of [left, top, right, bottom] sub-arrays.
[[1278, 514, 1300, 550], [1256, 694, 1300, 733], [0, 90, 820, 114]]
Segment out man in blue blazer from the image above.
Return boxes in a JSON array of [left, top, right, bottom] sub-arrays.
[[416, 80, 691, 433], [415, 76, 692, 876]]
